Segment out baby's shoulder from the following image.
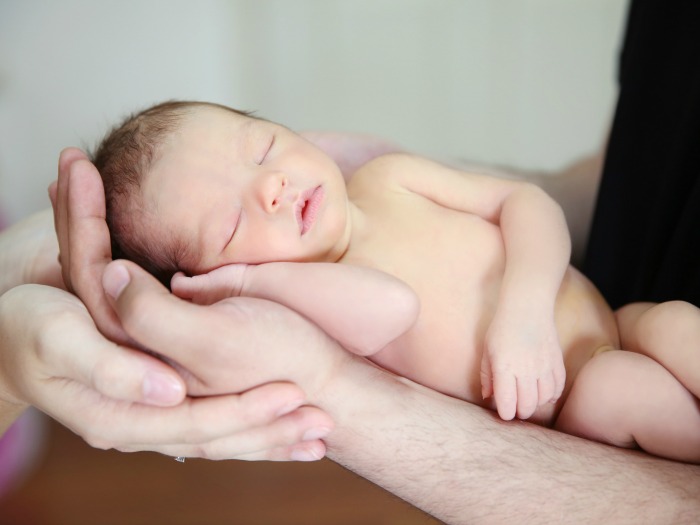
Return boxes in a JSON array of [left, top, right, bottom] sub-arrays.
[[357, 152, 426, 173], [349, 153, 428, 191]]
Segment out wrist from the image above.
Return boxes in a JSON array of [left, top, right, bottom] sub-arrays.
[[0, 210, 63, 293], [0, 287, 35, 413], [495, 283, 558, 320], [315, 356, 409, 455], [297, 335, 356, 407]]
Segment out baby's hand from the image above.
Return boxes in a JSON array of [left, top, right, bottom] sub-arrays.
[[171, 264, 249, 305], [480, 315, 566, 421]]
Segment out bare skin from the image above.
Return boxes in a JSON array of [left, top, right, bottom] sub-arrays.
[[139, 106, 699, 460], [25, 145, 700, 524], [106, 258, 700, 524], [145, 106, 573, 421]]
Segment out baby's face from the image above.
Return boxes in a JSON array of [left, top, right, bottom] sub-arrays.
[[142, 106, 351, 273]]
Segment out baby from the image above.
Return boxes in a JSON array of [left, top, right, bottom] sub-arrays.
[[94, 100, 700, 463]]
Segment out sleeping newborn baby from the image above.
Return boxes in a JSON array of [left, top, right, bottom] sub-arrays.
[[93, 100, 700, 463]]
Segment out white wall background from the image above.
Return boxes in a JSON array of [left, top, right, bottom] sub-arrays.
[[0, 0, 628, 225]]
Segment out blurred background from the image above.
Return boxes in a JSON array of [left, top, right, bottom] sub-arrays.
[[0, 0, 627, 523], [0, 0, 626, 224]]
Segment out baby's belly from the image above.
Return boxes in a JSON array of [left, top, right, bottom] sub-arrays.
[[540, 266, 619, 424], [374, 266, 619, 426], [352, 195, 618, 426]]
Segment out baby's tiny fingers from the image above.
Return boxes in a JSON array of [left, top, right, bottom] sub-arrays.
[[554, 361, 567, 399], [515, 378, 539, 420], [494, 374, 517, 421], [480, 358, 494, 400], [537, 374, 557, 405]]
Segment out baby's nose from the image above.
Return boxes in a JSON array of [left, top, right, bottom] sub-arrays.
[[259, 172, 288, 213]]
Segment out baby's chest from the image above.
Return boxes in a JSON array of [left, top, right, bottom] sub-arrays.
[[343, 193, 507, 401], [347, 193, 505, 299]]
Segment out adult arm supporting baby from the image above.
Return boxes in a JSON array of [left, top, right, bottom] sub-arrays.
[[0, 148, 335, 460], [172, 261, 420, 356], [48, 145, 700, 524], [107, 258, 700, 525]]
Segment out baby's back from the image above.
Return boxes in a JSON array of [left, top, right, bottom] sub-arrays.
[[342, 161, 619, 425]]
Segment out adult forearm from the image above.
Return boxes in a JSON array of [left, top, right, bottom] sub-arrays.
[[0, 209, 62, 294], [323, 358, 700, 524]]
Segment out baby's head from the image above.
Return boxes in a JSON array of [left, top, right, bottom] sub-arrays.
[[93, 100, 350, 285], [92, 101, 242, 284]]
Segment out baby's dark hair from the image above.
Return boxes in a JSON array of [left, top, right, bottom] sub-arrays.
[[91, 100, 250, 286]]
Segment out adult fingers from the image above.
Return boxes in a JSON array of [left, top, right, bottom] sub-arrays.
[[59, 322, 185, 407], [69, 387, 330, 454], [55, 147, 89, 288], [124, 404, 333, 461], [19, 285, 184, 407], [102, 261, 210, 368], [103, 260, 273, 384], [63, 154, 127, 343], [103, 260, 337, 399]]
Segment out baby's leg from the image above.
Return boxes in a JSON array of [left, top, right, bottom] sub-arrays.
[[616, 301, 700, 397], [555, 349, 700, 463]]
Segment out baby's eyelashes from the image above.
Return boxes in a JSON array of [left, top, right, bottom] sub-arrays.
[[257, 135, 276, 165]]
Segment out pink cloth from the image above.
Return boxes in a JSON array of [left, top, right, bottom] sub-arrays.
[[0, 411, 46, 500]]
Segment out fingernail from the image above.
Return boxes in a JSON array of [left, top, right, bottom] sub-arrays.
[[302, 426, 332, 441], [143, 371, 184, 405], [290, 447, 323, 462], [103, 264, 130, 299]]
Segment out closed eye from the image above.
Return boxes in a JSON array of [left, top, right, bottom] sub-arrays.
[[257, 135, 275, 165], [222, 211, 242, 253]]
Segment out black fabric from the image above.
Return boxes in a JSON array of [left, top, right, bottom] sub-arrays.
[[583, 0, 700, 309]]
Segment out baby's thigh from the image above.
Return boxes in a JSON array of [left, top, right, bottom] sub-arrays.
[[554, 350, 700, 463], [616, 300, 700, 357], [616, 300, 700, 395]]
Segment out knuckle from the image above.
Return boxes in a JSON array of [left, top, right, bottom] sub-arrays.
[[90, 357, 125, 395], [232, 395, 272, 426], [122, 299, 149, 332], [179, 418, 213, 445], [181, 401, 239, 444], [189, 443, 213, 460]]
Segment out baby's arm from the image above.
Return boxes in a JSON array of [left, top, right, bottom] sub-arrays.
[[361, 154, 569, 421], [172, 262, 420, 357]]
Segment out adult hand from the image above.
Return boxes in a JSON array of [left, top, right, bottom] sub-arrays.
[[103, 259, 350, 403], [0, 208, 64, 296], [47, 147, 333, 460], [0, 283, 329, 460], [50, 148, 127, 344]]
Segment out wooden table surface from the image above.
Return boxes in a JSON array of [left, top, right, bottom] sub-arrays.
[[0, 414, 442, 525]]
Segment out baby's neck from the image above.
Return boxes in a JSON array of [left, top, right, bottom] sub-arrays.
[[333, 200, 364, 264]]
